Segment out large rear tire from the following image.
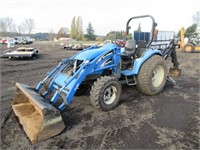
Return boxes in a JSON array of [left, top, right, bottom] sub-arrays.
[[136, 55, 167, 95], [182, 43, 195, 53], [90, 76, 121, 111]]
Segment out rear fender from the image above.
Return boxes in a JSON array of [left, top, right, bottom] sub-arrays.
[[132, 49, 162, 75], [187, 42, 196, 46]]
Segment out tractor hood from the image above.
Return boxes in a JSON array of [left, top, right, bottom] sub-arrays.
[[75, 44, 118, 61]]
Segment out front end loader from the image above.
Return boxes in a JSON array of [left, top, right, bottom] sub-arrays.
[[11, 15, 181, 144], [12, 44, 121, 143]]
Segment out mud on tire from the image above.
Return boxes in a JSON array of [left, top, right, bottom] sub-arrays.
[[136, 55, 167, 95], [90, 76, 121, 111]]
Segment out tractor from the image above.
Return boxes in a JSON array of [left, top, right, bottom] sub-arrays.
[[179, 27, 200, 53], [11, 15, 181, 144]]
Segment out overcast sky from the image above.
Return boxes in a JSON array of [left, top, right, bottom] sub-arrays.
[[1, 0, 199, 35]]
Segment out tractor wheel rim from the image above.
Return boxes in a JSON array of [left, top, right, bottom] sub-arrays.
[[103, 85, 117, 105], [152, 65, 165, 87], [185, 46, 192, 51]]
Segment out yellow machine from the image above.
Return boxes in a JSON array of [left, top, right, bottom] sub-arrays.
[[180, 27, 200, 53]]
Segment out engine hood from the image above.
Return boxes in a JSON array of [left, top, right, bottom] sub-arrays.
[[75, 44, 118, 61]]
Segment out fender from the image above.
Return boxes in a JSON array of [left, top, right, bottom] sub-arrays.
[[132, 49, 162, 75], [187, 42, 196, 46]]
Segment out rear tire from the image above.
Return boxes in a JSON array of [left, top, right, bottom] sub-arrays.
[[90, 76, 121, 111], [136, 55, 167, 95], [182, 43, 195, 53]]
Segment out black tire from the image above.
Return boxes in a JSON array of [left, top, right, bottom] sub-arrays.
[[90, 76, 121, 111], [136, 55, 167, 95], [182, 43, 195, 53]]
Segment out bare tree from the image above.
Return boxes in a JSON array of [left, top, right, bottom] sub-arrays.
[[193, 11, 200, 27], [16, 25, 24, 35], [0, 17, 15, 36], [48, 28, 54, 41], [137, 23, 142, 32], [22, 18, 35, 34], [0, 18, 7, 32], [7, 18, 15, 33]]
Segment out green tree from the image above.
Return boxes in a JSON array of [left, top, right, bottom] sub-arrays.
[[86, 22, 96, 40], [96, 36, 104, 42], [126, 33, 133, 40], [76, 16, 83, 40], [106, 31, 123, 40], [70, 16, 76, 39], [185, 24, 197, 37], [70, 16, 83, 40], [106, 33, 116, 41]]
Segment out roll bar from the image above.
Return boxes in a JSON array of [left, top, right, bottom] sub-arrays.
[[126, 15, 157, 47]]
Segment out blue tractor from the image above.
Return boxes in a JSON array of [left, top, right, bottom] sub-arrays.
[[12, 15, 181, 144]]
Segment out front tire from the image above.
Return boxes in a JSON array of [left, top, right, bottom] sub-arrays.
[[182, 43, 195, 53], [136, 55, 167, 95], [90, 76, 121, 111]]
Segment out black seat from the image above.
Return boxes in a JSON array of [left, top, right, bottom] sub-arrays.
[[122, 40, 136, 59]]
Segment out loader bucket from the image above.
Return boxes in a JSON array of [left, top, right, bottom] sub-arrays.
[[12, 83, 65, 144]]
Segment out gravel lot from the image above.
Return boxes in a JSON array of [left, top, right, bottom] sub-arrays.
[[0, 42, 199, 149]]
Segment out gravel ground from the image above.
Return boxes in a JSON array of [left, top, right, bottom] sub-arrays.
[[0, 42, 199, 149]]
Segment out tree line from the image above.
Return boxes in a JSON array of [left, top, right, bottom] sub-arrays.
[[56, 16, 96, 41], [0, 17, 35, 36], [61, 11, 200, 41], [1, 11, 199, 41]]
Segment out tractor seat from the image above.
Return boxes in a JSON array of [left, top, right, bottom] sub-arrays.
[[121, 40, 136, 59]]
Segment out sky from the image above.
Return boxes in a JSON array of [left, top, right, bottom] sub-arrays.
[[1, 0, 200, 35]]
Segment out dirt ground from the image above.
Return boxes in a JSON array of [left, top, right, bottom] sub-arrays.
[[0, 42, 199, 149]]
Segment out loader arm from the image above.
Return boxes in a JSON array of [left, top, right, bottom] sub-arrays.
[[11, 44, 121, 144], [46, 45, 121, 110]]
